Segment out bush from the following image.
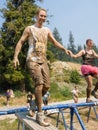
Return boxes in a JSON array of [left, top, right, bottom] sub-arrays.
[[61, 87, 72, 99], [14, 90, 25, 97], [70, 70, 81, 84], [49, 82, 72, 101]]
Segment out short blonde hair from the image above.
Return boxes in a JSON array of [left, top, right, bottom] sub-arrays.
[[36, 8, 47, 16]]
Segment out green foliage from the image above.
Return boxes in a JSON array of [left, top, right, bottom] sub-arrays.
[[63, 69, 71, 83], [68, 31, 76, 53], [0, 0, 39, 90], [70, 70, 81, 84], [14, 90, 25, 97], [24, 73, 35, 93], [48, 28, 67, 61], [49, 82, 72, 101], [0, 119, 18, 130], [2, 58, 25, 84], [49, 82, 64, 101], [61, 87, 72, 99], [0, 43, 5, 53], [49, 82, 59, 93], [0, 45, 5, 61], [46, 49, 55, 62]]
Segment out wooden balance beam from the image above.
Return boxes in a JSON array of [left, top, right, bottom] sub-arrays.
[[15, 112, 58, 130]]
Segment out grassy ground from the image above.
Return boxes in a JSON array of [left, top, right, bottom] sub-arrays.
[[0, 118, 18, 130]]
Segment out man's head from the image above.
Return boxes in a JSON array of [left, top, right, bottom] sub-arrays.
[[36, 8, 47, 16], [36, 8, 47, 24]]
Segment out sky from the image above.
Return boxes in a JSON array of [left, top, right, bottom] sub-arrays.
[[0, 0, 98, 47]]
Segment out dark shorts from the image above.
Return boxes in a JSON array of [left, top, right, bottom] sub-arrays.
[[7, 96, 10, 101], [27, 61, 50, 89]]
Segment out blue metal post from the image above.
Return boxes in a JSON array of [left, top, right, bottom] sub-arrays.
[[87, 106, 91, 122], [93, 106, 98, 119], [70, 107, 74, 130], [60, 109, 68, 130], [18, 120, 20, 130], [87, 106, 98, 122], [56, 109, 60, 127], [74, 107, 86, 130], [56, 109, 68, 130]]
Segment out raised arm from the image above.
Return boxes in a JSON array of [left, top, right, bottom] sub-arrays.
[[13, 26, 30, 68]]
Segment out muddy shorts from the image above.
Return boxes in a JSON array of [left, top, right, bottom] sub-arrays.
[[27, 60, 50, 89]]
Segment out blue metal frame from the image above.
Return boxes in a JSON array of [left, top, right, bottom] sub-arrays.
[[43, 101, 98, 130], [70, 107, 86, 130], [87, 105, 98, 122], [56, 106, 87, 130], [56, 109, 68, 130], [0, 100, 98, 130]]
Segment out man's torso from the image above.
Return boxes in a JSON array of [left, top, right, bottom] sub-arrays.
[[27, 25, 49, 63]]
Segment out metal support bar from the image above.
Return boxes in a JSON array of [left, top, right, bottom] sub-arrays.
[[56, 109, 68, 130], [70, 107, 74, 130], [18, 120, 20, 130], [57, 106, 87, 130], [93, 106, 98, 118], [22, 122, 25, 130], [56, 109, 60, 128], [60, 109, 68, 130], [74, 107, 86, 130], [18, 120, 25, 130], [87, 106, 98, 122]]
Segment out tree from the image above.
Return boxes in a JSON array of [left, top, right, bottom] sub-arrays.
[[0, 0, 42, 91], [47, 27, 67, 61], [67, 31, 76, 62], [77, 45, 83, 52], [67, 31, 76, 54], [75, 44, 83, 63]]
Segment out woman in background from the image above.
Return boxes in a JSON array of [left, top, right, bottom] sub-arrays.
[[71, 86, 80, 103]]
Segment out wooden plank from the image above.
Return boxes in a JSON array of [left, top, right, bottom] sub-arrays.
[[15, 112, 58, 130]]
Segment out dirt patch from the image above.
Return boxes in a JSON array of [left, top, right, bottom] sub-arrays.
[[0, 114, 17, 121], [67, 62, 81, 74]]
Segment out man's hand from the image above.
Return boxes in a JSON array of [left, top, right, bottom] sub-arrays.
[[64, 49, 72, 56], [65, 50, 75, 58], [13, 57, 20, 69]]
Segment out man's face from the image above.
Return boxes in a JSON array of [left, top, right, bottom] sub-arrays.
[[37, 10, 47, 24]]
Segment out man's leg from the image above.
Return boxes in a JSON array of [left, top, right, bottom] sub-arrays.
[[42, 62, 50, 97], [35, 85, 50, 126], [35, 62, 50, 126], [35, 85, 43, 112], [26, 61, 49, 126]]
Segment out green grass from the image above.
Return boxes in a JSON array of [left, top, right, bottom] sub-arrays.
[[49, 82, 73, 101], [0, 119, 18, 130]]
